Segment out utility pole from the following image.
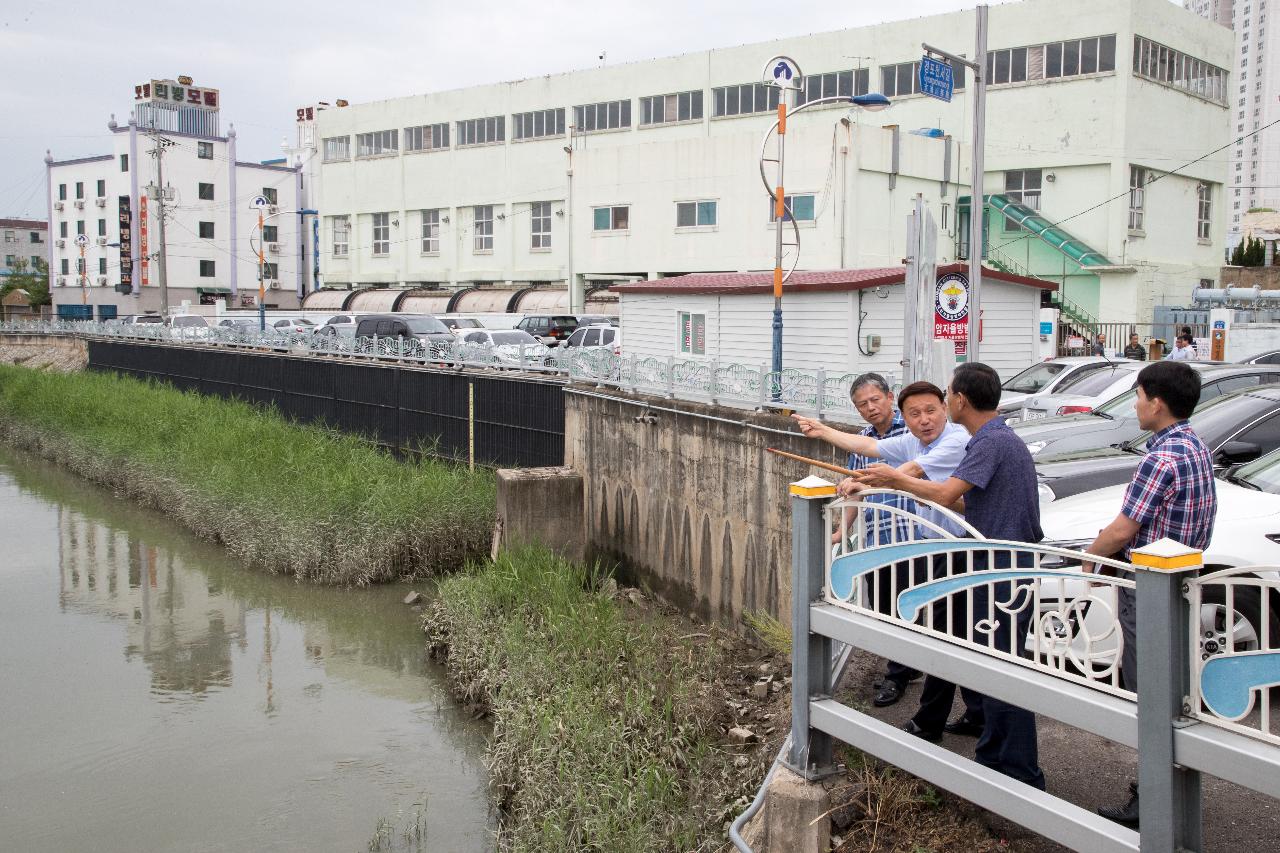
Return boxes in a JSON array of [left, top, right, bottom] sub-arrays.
[[564, 138, 579, 313], [146, 127, 176, 318]]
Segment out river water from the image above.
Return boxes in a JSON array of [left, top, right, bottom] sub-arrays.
[[0, 446, 493, 852]]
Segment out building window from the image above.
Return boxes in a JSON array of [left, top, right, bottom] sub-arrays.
[[75, 182, 84, 199], [98, 257, 107, 275], [1003, 169, 1042, 231], [356, 129, 398, 157], [676, 200, 717, 228], [3, 230, 12, 243], [77, 257, 85, 275], [96, 179, 106, 197], [198, 141, 213, 159], [322, 136, 351, 161], [76, 220, 85, 235], [881, 62, 921, 98], [421, 209, 441, 253], [198, 182, 214, 200], [1129, 166, 1147, 232], [405, 123, 450, 151], [31, 255, 40, 266], [530, 201, 551, 249], [371, 213, 390, 255], [456, 116, 505, 147], [58, 184, 67, 201], [3, 255, 12, 267], [262, 225, 278, 242], [30, 231, 42, 244], [573, 100, 631, 133], [199, 260, 215, 277], [640, 91, 703, 125], [712, 82, 781, 117], [199, 221, 214, 238], [1133, 35, 1226, 104], [97, 218, 107, 236], [59, 222, 67, 238], [263, 262, 279, 280], [1044, 35, 1117, 78], [332, 216, 349, 257], [592, 205, 630, 231], [263, 187, 278, 205], [1197, 183, 1213, 240], [678, 311, 706, 355], [120, 154, 128, 172], [803, 69, 876, 105], [987, 47, 1030, 84], [512, 109, 565, 140], [473, 205, 494, 251], [769, 194, 816, 222], [60, 258, 68, 275]]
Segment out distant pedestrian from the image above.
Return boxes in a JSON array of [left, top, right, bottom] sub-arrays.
[[1085, 360, 1216, 826], [857, 363, 1046, 790], [1123, 332, 1146, 361], [1166, 334, 1195, 360], [1092, 333, 1107, 357]]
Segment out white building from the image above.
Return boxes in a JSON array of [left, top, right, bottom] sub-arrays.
[[0, 218, 48, 280], [308, 0, 1230, 329], [46, 78, 304, 320], [1185, 0, 1235, 29]]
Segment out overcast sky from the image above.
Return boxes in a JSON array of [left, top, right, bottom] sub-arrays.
[[0, 0, 1181, 218]]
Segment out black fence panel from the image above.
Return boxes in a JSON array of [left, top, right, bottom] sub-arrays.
[[85, 340, 564, 468]]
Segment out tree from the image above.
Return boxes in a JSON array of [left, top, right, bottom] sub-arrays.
[[1230, 236, 1268, 267], [0, 257, 50, 307]]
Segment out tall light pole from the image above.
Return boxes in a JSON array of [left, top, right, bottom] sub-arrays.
[[924, 3, 988, 363], [759, 55, 891, 400], [145, 126, 175, 318]]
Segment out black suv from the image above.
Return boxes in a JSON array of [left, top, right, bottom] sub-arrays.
[[354, 314, 455, 355], [515, 315, 578, 346]]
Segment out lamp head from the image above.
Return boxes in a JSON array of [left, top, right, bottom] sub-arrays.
[[851, 92, 891, 112]]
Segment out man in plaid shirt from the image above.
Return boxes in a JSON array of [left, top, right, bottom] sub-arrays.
[[1084, 360, 1217, 826]]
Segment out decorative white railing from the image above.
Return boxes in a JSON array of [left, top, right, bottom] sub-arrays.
[[0, 320, 885, 418]]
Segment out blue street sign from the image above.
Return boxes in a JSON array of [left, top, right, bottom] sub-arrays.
[[919, 56, 954, 103], [1039, 321, 1053, 335]]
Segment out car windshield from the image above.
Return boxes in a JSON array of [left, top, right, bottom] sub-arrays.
[[1122, 390, 1275, 451], [1233, 446, 1280, 492], [404, 317, 450, 334], [491, 331, 538, 345], [1003, 362, 1067, 394], [173, 316, 207, 327], [452, 319, 481, 329], [296, 318, 314, 325], [1095, 387, 1140, 419], [1052, 366, 1136, 397]]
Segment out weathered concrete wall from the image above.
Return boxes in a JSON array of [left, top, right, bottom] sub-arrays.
[[493, 467, 585, 564], [0, 332, 87, 371], [564, 385, 853, 624], [1220, 266, 1280, 290]]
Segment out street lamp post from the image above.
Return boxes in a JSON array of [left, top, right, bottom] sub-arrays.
[[759, 57, 890, 400], [248, 201, 291, 331]]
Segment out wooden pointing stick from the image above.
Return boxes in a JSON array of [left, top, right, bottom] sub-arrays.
[[765, 447, 858, 478]]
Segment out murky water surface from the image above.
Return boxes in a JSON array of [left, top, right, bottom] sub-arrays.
[[0, 447, 492, 852]]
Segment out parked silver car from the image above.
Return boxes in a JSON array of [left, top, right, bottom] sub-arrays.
[[998, 356, 1134, 414], [1002, 360, 1144, 422]]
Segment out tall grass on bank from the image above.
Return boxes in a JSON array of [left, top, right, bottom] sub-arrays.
[[0, 365, 495, 583], [427, 548, 734, 853]]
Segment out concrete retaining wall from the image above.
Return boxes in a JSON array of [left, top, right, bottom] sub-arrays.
[[565, 385, 854, 624], [0, 332, 87, 371]]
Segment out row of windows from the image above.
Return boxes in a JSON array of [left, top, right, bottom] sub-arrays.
[[3, 230, 44, 243], [56, 180, 107, 201], [3, 255, 42, 268], [1132, 35, 1227, 104], [984, 35, 1118, 87]]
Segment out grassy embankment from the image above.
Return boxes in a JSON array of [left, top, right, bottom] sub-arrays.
[[426, 547, 747, 853], [0, 365, 494, 583]]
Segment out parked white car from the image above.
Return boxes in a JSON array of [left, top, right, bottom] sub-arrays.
[[458, 329, 552, 366], [562, 324, 621, 355], [1037, 451, 1280, 666], [1003, 361, 1145, 423], [999, 356, 1133, 413], [165, 314, 211, 338], [272, 318, 316, 335]]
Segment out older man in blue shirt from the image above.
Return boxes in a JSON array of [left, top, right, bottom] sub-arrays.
[[857, 362, 1046, 791]]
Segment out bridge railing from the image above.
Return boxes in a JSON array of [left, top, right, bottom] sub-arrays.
[[0, 319, 886, 420], [786, 485, 1280, 853]]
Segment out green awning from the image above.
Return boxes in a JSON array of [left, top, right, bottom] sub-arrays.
[[196, 287, 232, 295], [959, 193, 1117, 267]]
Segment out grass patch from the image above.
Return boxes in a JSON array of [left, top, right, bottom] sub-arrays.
[[426, 547, 739, 852], [0, 364, 495, 583]]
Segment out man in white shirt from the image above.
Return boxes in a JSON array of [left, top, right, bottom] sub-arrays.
[[1165, 334, 1195, 361]]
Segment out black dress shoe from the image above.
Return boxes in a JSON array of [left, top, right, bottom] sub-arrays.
[[1098, 783, 1139, 826], [874, 680, 906, 707], [902, 720, 942, 743], [943, 714, 985, 737]]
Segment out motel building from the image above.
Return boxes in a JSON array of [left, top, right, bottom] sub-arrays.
[[46, 78, 303, 321], [301, 0, 1229, 336]]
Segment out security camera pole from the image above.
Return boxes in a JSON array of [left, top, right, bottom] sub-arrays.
[[923, 3, 988, 362]]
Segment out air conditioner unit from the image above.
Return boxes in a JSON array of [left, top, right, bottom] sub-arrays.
[[267, 205, 279, 215], [95, 197, 107, 207], [56, 276, 66, 286], [268, 280, 281, 290], [267, 242, 281, 254], [55, 238, 66, 248], [53, 201, 64, 211], [96, 275, 108, 286], [96, 236, 108, 246], [74, 199, 85, 210]]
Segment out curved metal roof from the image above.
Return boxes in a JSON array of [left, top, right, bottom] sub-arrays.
[[398, 292, 452, 314], [961, 194, 1117, 267], [301, 289, 352, 310], [453, 289, 522, 313], [347, 289, 402, 312]]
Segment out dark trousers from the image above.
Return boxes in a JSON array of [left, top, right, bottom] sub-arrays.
[[1118, 586, 1138, 690], [868, 558, 929, 685]]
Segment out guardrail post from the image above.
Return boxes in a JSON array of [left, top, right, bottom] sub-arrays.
[[1131, 538, 1204, 852], [665, 356, 675, 398], [815, 368, 826, 418], [784, 479, 836, 779]]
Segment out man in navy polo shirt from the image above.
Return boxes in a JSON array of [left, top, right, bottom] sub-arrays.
[[856, 362, 1045, 790]]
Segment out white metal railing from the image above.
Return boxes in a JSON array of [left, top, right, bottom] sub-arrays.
[[1187, 566, 1280, 747], [0, 319, 885, 417], [826, 493, 1137, 700]]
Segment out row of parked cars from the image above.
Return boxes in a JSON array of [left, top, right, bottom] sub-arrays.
[[986, 353, 1280, 665]]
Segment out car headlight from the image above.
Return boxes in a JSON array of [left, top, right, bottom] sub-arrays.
[[1037, 482, 1056, 503], [1025, 440, 1048, 455]]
